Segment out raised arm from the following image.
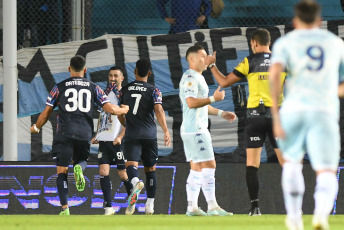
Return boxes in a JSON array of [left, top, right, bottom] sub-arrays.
[[186, 86, 225, 108], [206, 51, 242, 88]]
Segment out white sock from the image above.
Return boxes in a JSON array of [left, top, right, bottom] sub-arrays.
[[186, 170, 202, 212], [131, 177, 139, 188], [314, 171, 338, 217], [282, 162, 304, 222], [201, 168, 218, 210], [146, 198, 154, 207]]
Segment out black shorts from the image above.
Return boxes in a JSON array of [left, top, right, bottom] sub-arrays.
[[52, 132, 90, 167], [98, 141, 126, 170], [245, 117, 278, 148], [123, 138, 158, 167]]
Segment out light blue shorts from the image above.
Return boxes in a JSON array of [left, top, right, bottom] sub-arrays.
[[278, 111, 340, 171], [181, 131, 215, 163]]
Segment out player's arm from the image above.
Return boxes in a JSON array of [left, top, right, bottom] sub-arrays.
[[30, 106, 54, 133], [208, 105, 236, 123], [339, 82, 344, 98], [269, 62, 285, 139], [155, 104, 171, 147], [186, 86, 225, 108], [103, 103, 129, 115], [113, 126, 126, 145], [206, 51, 242, 88]]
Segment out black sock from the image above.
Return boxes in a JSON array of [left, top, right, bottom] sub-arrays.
[[145, 171, 157, 198], [126, 165, 139, 182], [100, 175, 112, 207], [246, 166, 259, 208], [57, 173, 68, 206], [122, 178, 133, 196]]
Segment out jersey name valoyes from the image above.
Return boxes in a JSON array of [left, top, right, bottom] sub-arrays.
[[65, 80, 90, 87], [128, 85, 147, 91]]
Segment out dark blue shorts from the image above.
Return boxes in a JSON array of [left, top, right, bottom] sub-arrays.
[[98, 141, 126, 170], [123, 138, 158, 167], [52, 132, 90, 167]]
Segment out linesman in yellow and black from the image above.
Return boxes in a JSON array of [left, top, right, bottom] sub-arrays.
[[206, 28, 287, 216]]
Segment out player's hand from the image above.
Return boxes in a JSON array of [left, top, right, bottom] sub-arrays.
[[164, 131, 171, 147], [206, 51, 216, 67], [113, 137, 122, 145], [213, 86, 225, 101], [120, 104, 129, 114], [91, 136, 99, 144], [196, 15, 206, 26], [165, 17, 176, 25], [221, 111, 236, 123], [30, 124, 39, 133], [273, 119, 286, 140]]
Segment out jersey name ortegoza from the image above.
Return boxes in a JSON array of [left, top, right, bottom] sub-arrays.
[[95, 83, 122, 141], [120, 80, 162, 139], [271, 28, 344, 118], [179, 69, 209, 134], [46, 77, 110, 141]]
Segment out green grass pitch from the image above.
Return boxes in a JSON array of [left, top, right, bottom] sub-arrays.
[[1, 215, 344, 230]]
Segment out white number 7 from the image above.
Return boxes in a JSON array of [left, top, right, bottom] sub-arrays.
[[131, 94, 142, 115]]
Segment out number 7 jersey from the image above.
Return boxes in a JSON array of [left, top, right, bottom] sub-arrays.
[[120, 80, 162, 140], [46, 77, 110, 141], [271, 28, 344, 118]]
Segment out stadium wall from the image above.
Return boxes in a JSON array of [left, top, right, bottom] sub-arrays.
[[1, 163, 344, 215]]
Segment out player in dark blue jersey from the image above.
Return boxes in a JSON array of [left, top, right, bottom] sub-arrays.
[[30, 55, 129, 215], [119, 59, 171, 215]]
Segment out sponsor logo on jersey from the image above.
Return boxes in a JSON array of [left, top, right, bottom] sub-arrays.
[[260, 59, 271, 67], [250, 110, 259, 116], [250, 136, 261, 141]]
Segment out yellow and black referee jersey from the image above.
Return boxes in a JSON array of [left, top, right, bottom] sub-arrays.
[[232, 52, 286, 108]]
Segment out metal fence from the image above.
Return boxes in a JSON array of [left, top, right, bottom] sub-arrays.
[[9, 0, 344, 51]]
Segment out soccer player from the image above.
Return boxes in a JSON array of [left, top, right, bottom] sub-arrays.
[[269, 1, 344, 229], [30, 55, 129, 215], [180, 45, 236, 216], [91, 66, 133, 215], [119, 59, 171, 215], [206, 29, 287, 216]]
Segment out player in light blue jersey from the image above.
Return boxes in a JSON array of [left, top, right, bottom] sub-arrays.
[[179, 45, 236, 216], [269, 1, 344, 229]]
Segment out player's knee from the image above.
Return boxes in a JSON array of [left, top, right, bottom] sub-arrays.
[[117, 169, 128, 180], [144, 165, 156, 172], [99, 168, 109, 176]]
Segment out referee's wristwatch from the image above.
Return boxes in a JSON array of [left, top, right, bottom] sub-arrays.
[[208, 63, 216, 69]]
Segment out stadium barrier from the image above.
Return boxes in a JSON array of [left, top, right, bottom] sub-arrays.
[[1, 163, 344, 215]]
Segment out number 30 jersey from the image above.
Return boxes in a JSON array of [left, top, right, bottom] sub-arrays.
[[271, 28, 344, 118], [120, 80, 162, 140], [46, 77, 110, 141]]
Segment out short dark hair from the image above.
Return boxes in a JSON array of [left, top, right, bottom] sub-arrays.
[[70, 55, 86, 72], [295, 0, 321, 24], [251, 28, 271, 46], [186, 45, 205, 60], [109, 66, 123, 75], [135, 59, 151, 77]]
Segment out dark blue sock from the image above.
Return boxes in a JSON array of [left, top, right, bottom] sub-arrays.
[[100, 175, 112, 207], [126, 165, 139, 182], [145, 171, 156, 198], [122, 178, 133, 196], [77, 160, 87, 171], [57, 173, 68, 206]]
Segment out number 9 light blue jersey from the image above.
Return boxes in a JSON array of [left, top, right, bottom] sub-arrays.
[[271, 28, 344, 118]]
